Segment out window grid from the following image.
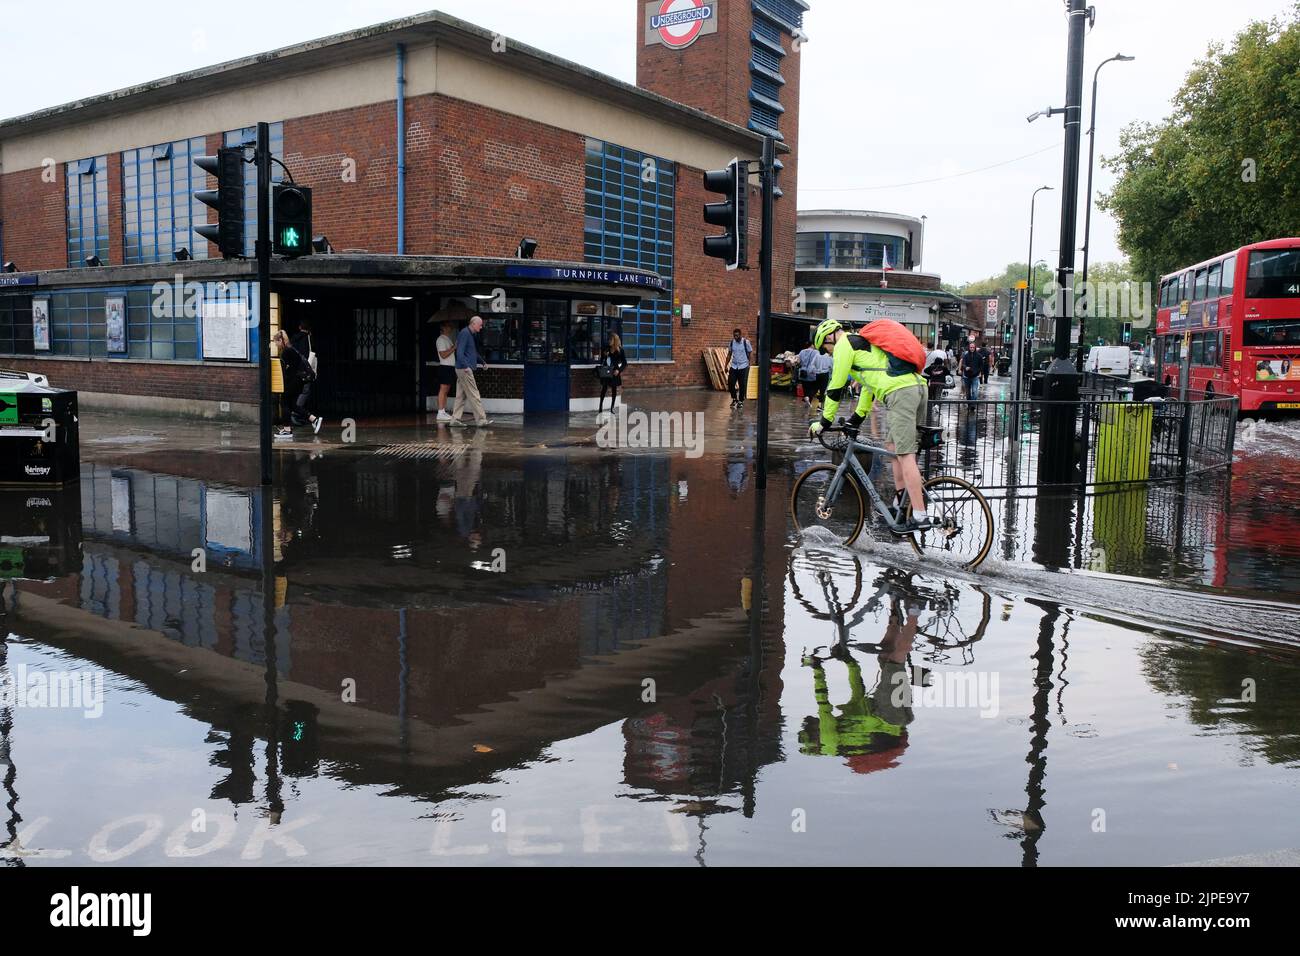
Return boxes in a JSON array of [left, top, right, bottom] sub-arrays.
[[123, 138, 211, 264], [66, 156, 109, 267], [583, 139, 675, 362], [0, 294, 33, 354], [45, 287, 198, 360]]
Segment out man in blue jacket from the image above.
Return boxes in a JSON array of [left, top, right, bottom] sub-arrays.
[[449, 315, 493, 427]]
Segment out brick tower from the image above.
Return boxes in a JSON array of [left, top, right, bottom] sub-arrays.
[[637, 0, 809, 308]]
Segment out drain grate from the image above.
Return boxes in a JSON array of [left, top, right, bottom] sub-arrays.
[[371, 442, 469, 462]]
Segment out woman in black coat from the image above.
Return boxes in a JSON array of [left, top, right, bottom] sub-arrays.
[[275, 329, 323, 436], [597, 333, 629, 413]]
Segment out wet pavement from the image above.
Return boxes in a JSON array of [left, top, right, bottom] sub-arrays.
[[2, 385, 1299, 865]]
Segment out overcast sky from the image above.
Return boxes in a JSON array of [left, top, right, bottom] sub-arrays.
[[1, 0, 1291, 283]]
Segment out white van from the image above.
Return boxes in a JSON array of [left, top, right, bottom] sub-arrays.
[[1084, 345, 1132, 377]]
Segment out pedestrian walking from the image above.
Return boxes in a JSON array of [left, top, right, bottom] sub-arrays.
[[814, 347, 833, 407], [978, 342, 991, 385], [597, 333, 628, 413], [274, 329, 323, 437], [959, 341, 982, 401], [450, 315, 492, 427], [796, 339, 820, 406], [434, 320, 457, 422], [724, 327, 753, 409]]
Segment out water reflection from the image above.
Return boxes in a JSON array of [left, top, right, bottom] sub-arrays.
[[3, 428, 1300, 865]]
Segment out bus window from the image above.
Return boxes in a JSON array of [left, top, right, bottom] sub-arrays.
[[1180, 272, 1192, 302], [1190, 333, 1205, 365], [1203, 331, 1221, 367], [1242, 318, 1300, 346], [1246, 248, 1300, 298], [1162, 335, 1182, 367], [1208, 263, 1221, 298], [1221, 256, 1235, 295], [1194, 267, 1208, 301]]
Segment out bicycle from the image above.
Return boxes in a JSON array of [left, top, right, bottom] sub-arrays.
[[790, 422, 995, 570]]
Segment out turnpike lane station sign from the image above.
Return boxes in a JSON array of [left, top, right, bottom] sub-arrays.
[[644, 0, 718, 49]]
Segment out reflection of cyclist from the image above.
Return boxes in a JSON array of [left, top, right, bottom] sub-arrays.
[[798, 573, 922, 771], [807, 319, 934, 534]]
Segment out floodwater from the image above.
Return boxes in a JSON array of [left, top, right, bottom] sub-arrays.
[[2, 396, 1299, 866]]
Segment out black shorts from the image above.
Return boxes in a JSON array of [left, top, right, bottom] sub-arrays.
[[437, 365, 456, 387]]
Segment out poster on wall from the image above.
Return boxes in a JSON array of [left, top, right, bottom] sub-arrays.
[[201, 299, 250, 360], [105, 296, 126, 354], [32, 298, 50, 351]]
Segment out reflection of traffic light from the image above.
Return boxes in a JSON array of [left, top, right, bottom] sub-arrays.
[[1121, 321, 1133, 343], [279, 700, 320, 777], [272, 184, 313, 258]]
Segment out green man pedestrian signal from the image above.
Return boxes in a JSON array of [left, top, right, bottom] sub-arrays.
[[194, 148, 246, 258], [703, 158, 748, 271], [272, 183, 313, 258]]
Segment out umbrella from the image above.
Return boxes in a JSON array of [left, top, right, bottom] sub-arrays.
[[429, 300, 475, 325]]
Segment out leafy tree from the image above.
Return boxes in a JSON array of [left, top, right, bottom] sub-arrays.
[[1099, 5, 1300, 284]]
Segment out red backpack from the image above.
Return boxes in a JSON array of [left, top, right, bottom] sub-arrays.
[[856, 319, 927, 374]]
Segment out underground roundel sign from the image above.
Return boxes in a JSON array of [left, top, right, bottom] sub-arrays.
[[645, 0, 718, 50]]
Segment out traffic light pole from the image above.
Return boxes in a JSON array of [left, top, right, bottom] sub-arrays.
[[256, 122, 272, 487], [755, 136, 776, 491]]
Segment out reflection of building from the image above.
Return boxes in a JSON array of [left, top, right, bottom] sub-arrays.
[[794, 210, 963, 347], [0, 4, 810, 416], [10, 445, 788, 806]]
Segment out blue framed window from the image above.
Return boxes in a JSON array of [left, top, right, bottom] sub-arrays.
[[44, 287, 197, 360], [123, 138, 211, 264], [796, 231, 908, 270], [67, 156, 109, 267], [224, 123, 285, 257], [583, 139, 675, 362]]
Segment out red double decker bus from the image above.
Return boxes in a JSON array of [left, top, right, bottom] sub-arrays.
[[1155, 237, 1300, 413]]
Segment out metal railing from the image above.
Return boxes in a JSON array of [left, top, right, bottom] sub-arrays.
[[917, 393, 1238, 493]]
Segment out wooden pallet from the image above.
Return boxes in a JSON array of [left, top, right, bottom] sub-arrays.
[[702, 347, 730, 390]]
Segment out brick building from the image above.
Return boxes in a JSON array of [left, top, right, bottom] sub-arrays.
[[0, 2, 808, 419]]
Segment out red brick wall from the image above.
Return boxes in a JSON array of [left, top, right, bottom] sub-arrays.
[[9, 358, 257, 405], [284, 103, 399, 253], [106, 153, 124, 266], [637, 0, 756, 130], [0, 163, 66, 271], [428, 95, 586, 261]]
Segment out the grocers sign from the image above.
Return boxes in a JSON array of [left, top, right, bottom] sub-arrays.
[[644, 0, 718, 49]]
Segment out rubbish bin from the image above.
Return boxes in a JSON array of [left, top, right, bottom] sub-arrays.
[[0, 369, 80, 486], [1095, 401, 1153, 484]]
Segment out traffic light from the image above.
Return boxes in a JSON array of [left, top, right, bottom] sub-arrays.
[[1026, 310, 1037, 338], [1121, 321, 1133, 343], [272, 184, 313, 258], [702, 158, 747, 271], [194, 148, 246, 258]]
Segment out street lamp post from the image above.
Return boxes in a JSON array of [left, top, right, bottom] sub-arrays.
[[1076, 52, 1135, 369], [1018, 186, 1053, 390]]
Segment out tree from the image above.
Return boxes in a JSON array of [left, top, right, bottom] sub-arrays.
[[955, 263, 1031, 296], [1099, 6, 1300, 284]]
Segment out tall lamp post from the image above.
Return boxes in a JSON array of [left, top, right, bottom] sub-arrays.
[[1022, 187, 1053, 381], [1076, 52, 1135, 368]]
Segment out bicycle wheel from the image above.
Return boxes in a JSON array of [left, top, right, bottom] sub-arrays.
[[791, 465, 867, 546], [907, 475, 994, 570]]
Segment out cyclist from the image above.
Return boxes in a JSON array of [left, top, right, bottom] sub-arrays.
[[808, 318, 935, 534]]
